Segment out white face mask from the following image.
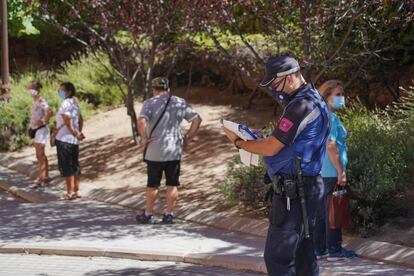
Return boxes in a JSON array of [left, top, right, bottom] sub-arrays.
[[28, 89, 39, 97]]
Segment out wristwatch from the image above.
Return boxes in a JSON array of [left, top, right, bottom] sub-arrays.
[[234, 137, 243, 149]]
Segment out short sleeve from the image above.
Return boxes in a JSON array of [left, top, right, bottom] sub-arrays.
[[272, 99, 314, 145], [139, 100, 152, 120], [183, 101, 198, 122], [59, 100, 72, 117], [39, 99, 50, 112], [328, 114, 339, 142]]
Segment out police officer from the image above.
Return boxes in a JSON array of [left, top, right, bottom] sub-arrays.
[[222, 56, 329, 276]]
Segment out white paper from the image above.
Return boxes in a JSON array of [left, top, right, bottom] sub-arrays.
[[221, 119, 260, 167]]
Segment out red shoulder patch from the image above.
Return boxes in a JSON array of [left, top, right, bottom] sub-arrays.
[[278, 118, 294, 133]]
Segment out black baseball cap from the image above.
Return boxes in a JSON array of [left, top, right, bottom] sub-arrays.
[[259, 56, 301, 87]]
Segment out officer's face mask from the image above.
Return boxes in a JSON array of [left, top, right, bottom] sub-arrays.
[[270, 77, 288, 104], [332, 96, 345, 109]]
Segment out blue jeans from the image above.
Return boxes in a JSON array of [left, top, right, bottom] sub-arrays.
[[314, 177, 342, 254], [264, 176, 324, 276]]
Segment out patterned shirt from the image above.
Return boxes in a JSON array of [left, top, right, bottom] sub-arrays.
[[139, 94, 198, 161], [31, 97, 50, 129]]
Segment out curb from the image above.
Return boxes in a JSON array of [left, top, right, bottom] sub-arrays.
[[0, 244, 267, 274], [1, 155, 414, 270]]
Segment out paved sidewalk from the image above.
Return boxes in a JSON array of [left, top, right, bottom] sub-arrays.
[[1, 189, 414, 275], [1, 155, 414, 271], [0, 253, 262, 276]]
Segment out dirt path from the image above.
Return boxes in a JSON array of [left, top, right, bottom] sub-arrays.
[[9, 87, 274, 216], [5, 86, 414, 246]]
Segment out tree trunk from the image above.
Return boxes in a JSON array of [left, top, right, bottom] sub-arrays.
[[126, 86, 139, 145], [143, 39, 157, 100], [186, 61, 193, 99]]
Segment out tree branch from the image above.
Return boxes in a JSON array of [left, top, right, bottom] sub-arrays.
[[313, 8, 361, 83]]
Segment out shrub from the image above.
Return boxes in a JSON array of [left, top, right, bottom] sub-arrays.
[[220, 89, 414, 236], [342, 105, 412, 235], [58, 51, 124, 107], [219, 155, 268, 210], [0, 51, 123, 151]]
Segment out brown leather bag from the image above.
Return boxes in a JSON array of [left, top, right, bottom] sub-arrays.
[[328, 185, 352, 229]]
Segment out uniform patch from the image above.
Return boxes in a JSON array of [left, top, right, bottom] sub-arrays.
[[279, 118, 294, 132]]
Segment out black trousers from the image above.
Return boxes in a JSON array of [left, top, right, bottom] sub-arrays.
[[264, 176, 324, 276]]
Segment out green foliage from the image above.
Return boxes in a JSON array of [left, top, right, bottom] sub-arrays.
[[342, 104, 412, 234], [9, 0, 40, 36], [58, 52, 125, 107], [220, 89, 414, 235], [0, 51, 123, 151], [219, 155, 268, 209]]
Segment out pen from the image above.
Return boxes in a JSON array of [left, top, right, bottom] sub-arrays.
[[254, 126, 267, 134]]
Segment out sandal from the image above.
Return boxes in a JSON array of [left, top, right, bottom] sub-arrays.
[[73, 192, 82, 199], [63, 193, 76, 200], [29, 182, 44, 189]]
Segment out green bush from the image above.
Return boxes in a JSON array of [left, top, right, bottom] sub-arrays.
[[220, 90, 414, 236], [219, 155, 268, 210], [58, 52, 124, 107], [342, 104, 412, 235], [0, 51, 123, 151], [0, 71, 94, 151]]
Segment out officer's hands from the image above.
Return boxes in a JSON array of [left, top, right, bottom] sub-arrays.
[[222, 127, 238, 143], [338, 171, 347, 186]]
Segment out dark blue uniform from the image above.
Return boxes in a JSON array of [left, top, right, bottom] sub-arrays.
[[263, 83, 329, 276]]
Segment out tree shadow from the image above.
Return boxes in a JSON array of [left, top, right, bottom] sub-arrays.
[[83, 264, 263, 276], [0, 200, 265, 259]]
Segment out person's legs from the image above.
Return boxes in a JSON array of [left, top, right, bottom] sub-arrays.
[[166, 186, 178, 213], [264, 196, 302, 275], [34, 143, 47, 182], [314, 178, 330, 257], [145, 187, 159, 214], [72, 144, 81, 197], [324, 178, 342, 254], [165, 160, 180, 214], [295, 176, 324, 276], [137, 161, 162, 222], [65, 176, 75, 194]]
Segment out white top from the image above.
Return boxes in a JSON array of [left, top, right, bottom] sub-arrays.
[[56, 98, 81, 145], [30, 97, 50, 129]]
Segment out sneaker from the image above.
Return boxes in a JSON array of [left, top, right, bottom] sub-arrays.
[[327, 248, 357, 261], [315, 250, 329, 260], [161, 213, 174, 224], [135, 212, 157, 224]]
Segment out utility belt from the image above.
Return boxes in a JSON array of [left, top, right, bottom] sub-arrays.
[[266, 171, 317, 239], [270, 175, 318, 198]]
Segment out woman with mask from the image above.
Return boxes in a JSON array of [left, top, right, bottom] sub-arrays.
[[55, 82, 85, 200], [314, 80, 357, 261], [28, 81, 53, 188]]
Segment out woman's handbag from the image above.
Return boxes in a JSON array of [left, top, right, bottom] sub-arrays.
[[328, 185, 352, 229], [50, 125, 64, 147], [28, 125, 46, 139]]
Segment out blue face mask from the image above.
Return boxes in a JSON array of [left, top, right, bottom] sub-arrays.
[[271, 90, 288, 105], [332, 96, 345, 109], [58, 90, 66, 100]]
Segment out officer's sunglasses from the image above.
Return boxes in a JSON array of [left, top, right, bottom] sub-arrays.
[[270, 77, 287, 90]]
